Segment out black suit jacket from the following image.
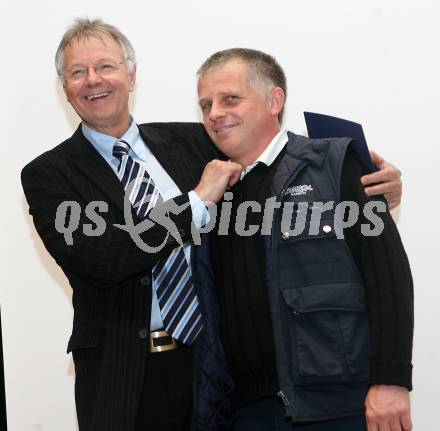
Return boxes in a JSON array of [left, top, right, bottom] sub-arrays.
[[21, 122, 219, 431]]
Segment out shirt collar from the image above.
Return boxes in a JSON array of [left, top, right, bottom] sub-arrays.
[[82, 117, 142, 164], [240, 128, 288, 179]]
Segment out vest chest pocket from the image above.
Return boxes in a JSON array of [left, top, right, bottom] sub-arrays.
[[281, 283, 369, 382], [278, 214, 356, 287]]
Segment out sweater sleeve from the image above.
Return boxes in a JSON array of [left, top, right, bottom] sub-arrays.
[[341, 150, 414, 390]]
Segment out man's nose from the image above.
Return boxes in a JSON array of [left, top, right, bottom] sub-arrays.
[[85, 67, 103, 85], [209, 101, 225, 121]]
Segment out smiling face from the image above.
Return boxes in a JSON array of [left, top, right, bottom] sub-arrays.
[[197, 60, 283, 168], [62, 34, 136, 137]]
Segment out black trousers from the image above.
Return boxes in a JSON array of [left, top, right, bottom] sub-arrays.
[[234, 398, 367, 431], [134, 344, 193, 431]]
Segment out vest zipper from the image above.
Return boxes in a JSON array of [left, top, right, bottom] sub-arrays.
[[272, 158, 308, 256], [277, 390, 290, 407], [271, 159, 308, 417]]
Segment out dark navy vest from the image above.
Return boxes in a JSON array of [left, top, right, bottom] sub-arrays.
[[265, 132, 370, 422]]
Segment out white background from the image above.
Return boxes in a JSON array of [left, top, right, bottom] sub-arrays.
[[2, 0, 439, 429]]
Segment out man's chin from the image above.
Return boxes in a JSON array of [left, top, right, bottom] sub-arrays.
[[217, 144, 240, 161], [210, 131, 236, 149]]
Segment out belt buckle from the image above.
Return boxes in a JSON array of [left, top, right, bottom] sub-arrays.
[[149, 330, 178, 353]]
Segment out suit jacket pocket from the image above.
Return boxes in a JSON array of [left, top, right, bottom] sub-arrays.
[[67, 327, 104, 353], [67, 327, 104, 380]]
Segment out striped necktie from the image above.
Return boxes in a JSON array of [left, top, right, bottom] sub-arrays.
[[113, 139, 203, 345]]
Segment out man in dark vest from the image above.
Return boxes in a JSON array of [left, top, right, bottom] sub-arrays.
[[195, 48, 413, 431]]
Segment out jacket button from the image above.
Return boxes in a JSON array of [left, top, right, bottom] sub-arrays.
[[282, 232, 290, 240], [140, 275, 151, 285], [138, 328, 148, 339], [322, 225, 332, 233]]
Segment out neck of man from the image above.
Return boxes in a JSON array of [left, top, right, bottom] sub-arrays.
[[231, 124, 282, 169], [83, 116, 132, 139]]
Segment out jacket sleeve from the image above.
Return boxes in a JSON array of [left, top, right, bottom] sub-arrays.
[[146, 122, 224, 161], [341, 151, 414, 390], [21, 152, 195, 289]]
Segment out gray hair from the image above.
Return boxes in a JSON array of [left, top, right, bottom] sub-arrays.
[[197, 48, 287, 123], [55, 17, 136, 78]]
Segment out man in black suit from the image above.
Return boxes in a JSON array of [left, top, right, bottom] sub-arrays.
[[21, 18, 242, 431], [21, 18, 403, 431]]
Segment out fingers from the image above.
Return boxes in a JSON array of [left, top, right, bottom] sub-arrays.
[[366, 414, 379, 431], [370, 150, 385, 167], [194, 160, 242, 203], [361, 151, 402, 208], [365, 181, 402, 209], [364, 181, 402, 210], [366, 408, 391, 431], [361, 166, 401, 187], [400, 412, 413, 431], [228, 171, 241, 187], [389, 420, 402, 431], [364, 179, 402, 198]]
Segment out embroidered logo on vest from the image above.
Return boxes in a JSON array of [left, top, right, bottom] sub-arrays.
[[286, 185, 314, 196]]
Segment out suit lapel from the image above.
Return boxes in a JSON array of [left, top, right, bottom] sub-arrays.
[[68, 126, 126, 213], [138, 124, 191, 193]]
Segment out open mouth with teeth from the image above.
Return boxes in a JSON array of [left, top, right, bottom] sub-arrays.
[[84, 92, 111, 101]]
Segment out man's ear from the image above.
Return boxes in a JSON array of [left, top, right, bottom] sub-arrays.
[[269, 87, 285, 118], [129, 64, 137, 92], [63, 83, 71, 104]]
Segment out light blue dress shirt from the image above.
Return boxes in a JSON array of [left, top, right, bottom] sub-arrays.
[[82, 120, 205, 331]]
